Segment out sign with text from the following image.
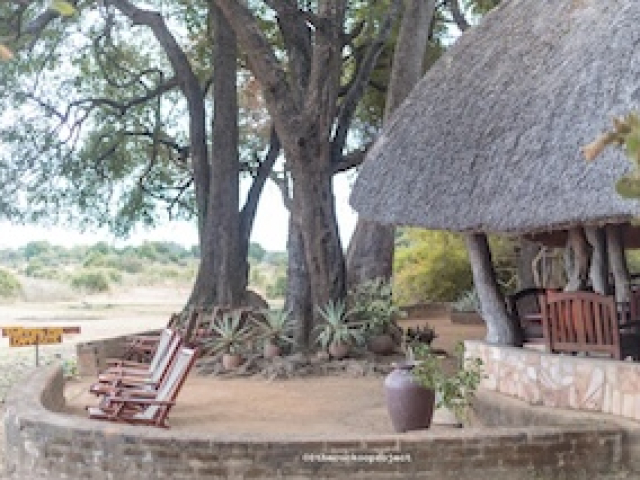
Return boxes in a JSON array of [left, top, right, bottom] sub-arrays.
[[1, 326, 81, 347]]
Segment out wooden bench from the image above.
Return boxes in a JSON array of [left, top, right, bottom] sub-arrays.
[[541, 290, 640, 360]]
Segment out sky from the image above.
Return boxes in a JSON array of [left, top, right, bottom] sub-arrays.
[[0, 173, 358, 252]]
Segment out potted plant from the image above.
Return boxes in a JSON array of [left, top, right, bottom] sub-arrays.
[[384, 342, 483, 432], [349, 278, 405, 355], [314, 300, 365, 359], [255, 308, 295, 358], [205, 310, 253, 370]]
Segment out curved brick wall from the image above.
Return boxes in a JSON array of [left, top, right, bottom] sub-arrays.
[[2, 360, 636, 478]]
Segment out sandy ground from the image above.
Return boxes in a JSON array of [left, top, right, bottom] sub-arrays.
[[64, 309, 487, 437]]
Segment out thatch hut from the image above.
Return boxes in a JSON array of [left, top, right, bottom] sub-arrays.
[[349, 0, 640, 344]]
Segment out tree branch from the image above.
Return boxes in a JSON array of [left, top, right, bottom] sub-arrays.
[[447, 0, 470, 32], [331, 0, 401, 162], [331, 147, 369, 175], [214, 0, 298, 138]]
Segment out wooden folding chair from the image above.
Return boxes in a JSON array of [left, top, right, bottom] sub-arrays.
[[87, 347, 198, 428], [90, 332, 182, 395]]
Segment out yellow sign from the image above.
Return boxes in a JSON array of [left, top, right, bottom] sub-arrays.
[[5, 327, 64, 347]]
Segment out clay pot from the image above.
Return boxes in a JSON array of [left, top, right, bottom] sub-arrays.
[[328, 342, 350, 359], [368, 334, 395, 355], [384, 362, 435, 433], [222, 353, 243, 370], [263, 342, 281, 359]]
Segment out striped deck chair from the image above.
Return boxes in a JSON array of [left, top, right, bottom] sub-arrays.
[[87, 347, 197, 428]]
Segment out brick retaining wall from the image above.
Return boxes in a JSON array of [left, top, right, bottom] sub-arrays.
[[3, 362, 635, 479]]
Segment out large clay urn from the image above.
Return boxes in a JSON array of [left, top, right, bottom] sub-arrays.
[[384, 362, 435, 433]]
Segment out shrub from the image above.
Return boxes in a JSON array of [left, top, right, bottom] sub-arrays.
[[394, 229, 473, 304], [266, 274, 287, 299], [0, 269, 21, 297], [71, 269, 110, 293]]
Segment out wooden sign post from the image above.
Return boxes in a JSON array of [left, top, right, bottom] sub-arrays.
[[2, 326, 81, 366]]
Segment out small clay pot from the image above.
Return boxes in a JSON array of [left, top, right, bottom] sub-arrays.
[[368, 334, 395, 355], [328, 342, 350, 359], [222, 353, 243, 370], [264, 342, 281, 359]]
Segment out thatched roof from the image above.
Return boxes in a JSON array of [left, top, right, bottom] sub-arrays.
[[350, 0, 640, 235]]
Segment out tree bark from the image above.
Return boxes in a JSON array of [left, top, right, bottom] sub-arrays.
[[346, 0, 436, 290], [189, 3, 241, 306], [515, 238, 539, 290], [285, 219, 314, 349], [606, 223, 630, 303], [565, 227, 592, 292], [585, 226, 610, 295], [465, 233, 521, 345]]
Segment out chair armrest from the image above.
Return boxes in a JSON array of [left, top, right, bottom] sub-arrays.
[[106, 396, 176, 407]]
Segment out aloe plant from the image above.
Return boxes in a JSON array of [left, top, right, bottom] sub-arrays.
[[314, 300, 365, 350], [205, 311, 254, 355], [256, 309, 295, 347]]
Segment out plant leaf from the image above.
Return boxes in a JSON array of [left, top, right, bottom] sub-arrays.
[[51, 0, 76, 16]]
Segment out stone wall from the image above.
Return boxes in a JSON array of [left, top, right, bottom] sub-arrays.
[[464, 340, 640, 422], [3, 362, 635, 479], [76, 330, 160, 376]]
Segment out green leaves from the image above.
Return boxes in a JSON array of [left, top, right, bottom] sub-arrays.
[[50, 0, 76, 17], [584, 112, 640, 199]]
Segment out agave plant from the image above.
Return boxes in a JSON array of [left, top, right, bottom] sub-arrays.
[[256, 309, 295, 347], [205, 310, 254, 355], [314, 300, 365, 355]]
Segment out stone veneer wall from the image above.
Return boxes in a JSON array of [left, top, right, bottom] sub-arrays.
[[465, 340, 640, 421], [3, 362, 635, 479]]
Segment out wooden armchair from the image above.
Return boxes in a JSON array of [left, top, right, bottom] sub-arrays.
[[541, 290, 640, 360], [87, 347, 198, 428]]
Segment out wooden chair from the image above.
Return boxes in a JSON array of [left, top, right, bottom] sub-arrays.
[[506, 287, 548, 343], [541, 290, 640, 360], [121, 314, 181, 361], [87, 347, 198, 428], [90, 332, 182, 395], [106, 328, 177, 372]]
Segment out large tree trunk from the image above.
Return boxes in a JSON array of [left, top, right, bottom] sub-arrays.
[[515, 238, 539, 290], [585, 226, 610, 295], [465, 233, 521, 345], [290, 144, 346, 311], [565, 227, 592, 292], [189, 4, 242, 306], [607, 223, 630, 303], [285, 219, 314, 349], [346, 0, 436, 290]]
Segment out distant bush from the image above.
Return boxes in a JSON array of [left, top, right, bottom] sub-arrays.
[[0, 269, 21, 297], [266, 274, 287, 299], [136, 264, 196, 286], [71, 269, 111, 293], [394, 229, 474, 304]]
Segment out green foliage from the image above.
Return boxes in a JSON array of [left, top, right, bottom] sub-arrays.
[[411, 343, 484, 421], [255, 309, 295, 347], [314, 300, 366, 349], [205, 311, 254, 355], [0, 269, 21, 297], [265, 274, 287, 299], [248, 242, 266, 262], [71, 269, 111, 293], [348, 277, 404, 335], [584, 112, 640, 199], [451, 289, 481, 313], [394, 229, 474, 304]]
